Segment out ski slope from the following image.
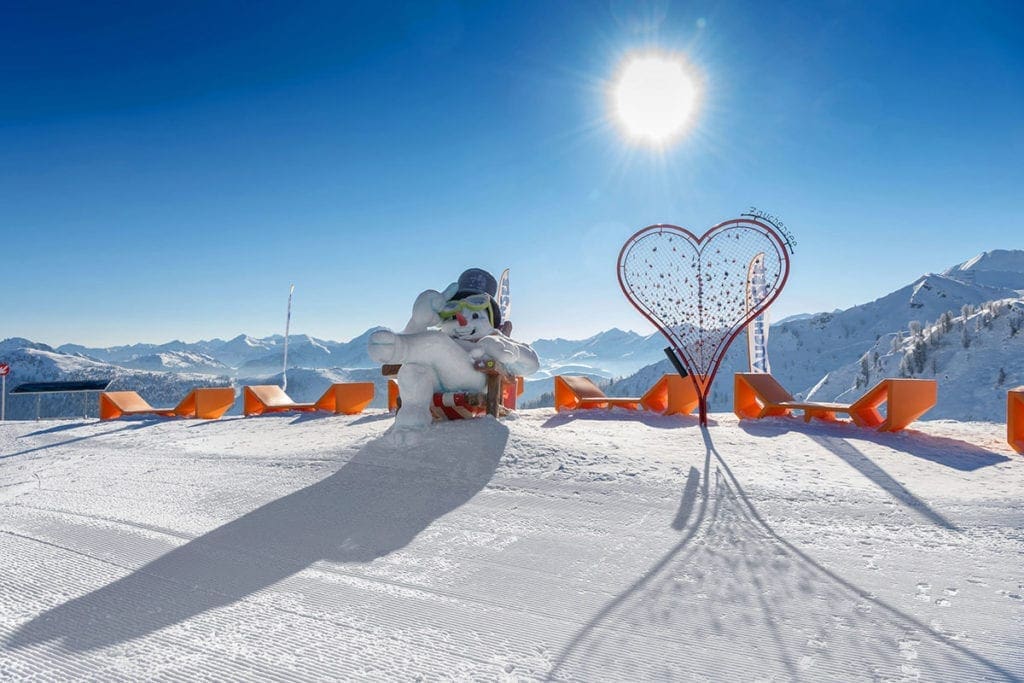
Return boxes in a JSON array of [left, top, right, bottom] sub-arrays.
[[1, 410, 1022, 680]]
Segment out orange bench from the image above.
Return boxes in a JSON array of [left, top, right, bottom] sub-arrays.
[[100, 387, 236, 421], [244, 383, 376, 417], [554, 374, 701, 416], [1008, 386, 1024, 454], [314, 382, 375, 415], [639, 374, 702, 416], [243, 385, 318, 416], [734, 373, 937, 432]]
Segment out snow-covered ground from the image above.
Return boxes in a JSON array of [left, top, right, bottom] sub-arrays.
[[1, 410, 1021, 680]]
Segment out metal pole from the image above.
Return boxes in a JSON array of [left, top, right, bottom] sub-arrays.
[[282, 284, 295, 391], [664, 347, 688, 378], [1, 374, 5, 421]]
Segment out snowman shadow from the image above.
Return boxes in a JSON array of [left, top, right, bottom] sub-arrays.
[[8, 420, 508, 652]]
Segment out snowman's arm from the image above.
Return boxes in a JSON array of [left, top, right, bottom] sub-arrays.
[[476, 333, 540, 376], [402, 283, 460, 333]]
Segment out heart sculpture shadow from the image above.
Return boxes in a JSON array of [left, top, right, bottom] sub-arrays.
[[617, 219, 791, 424]]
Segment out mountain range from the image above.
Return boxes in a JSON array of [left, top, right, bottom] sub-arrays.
[[606, 249, 1024, 419], [2, 249, 1022, 422]]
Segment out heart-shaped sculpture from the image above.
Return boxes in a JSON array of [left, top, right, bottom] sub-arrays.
[[617, 218, 791, 424]]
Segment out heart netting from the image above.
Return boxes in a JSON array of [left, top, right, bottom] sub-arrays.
[[617, 218, 791, 424]]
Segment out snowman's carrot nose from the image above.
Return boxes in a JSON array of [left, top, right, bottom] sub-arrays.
[[455, 312, 468, 326]]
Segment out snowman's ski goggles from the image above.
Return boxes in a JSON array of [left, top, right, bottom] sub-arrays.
[[439, 294, 493, 323]]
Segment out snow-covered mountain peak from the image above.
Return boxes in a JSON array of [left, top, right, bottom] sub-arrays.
[[121, 351, 230, 375], [805, 295, 1024, 420], [228, 334, 273, 348], [948, 248, 1024, 274], [20, 345, 111, 373], [298, 335, 332, 354], [943, 249, 1024, 290], [0, 337, 55, 355]]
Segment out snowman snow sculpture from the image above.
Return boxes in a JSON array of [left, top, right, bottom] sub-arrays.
[[367, 268, 540, 435]]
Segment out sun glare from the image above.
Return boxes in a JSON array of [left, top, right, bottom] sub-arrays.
[[613, 55, 697, 145]]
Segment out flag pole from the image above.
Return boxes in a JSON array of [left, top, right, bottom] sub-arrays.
[[282, 284, 295, 391]]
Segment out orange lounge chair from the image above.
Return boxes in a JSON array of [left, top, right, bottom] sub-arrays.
[[243, 385, 317, 416], [554, 375, 638, 412], [1008, 386, 1024, 454], [734, 373, 937, 432], [554, 374, 701, 415], [314, 382, 375, 415], [638, 374, 702, 416], [100, 387, 235, 421]]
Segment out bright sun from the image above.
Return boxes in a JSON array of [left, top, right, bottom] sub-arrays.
[[613, 55, 697, 145]]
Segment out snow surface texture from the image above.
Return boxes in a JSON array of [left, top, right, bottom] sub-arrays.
[[1, 410, 1021, 680]]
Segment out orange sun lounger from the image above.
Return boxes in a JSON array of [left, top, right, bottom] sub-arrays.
[[244, 383, 375, 417], [554, 374, 701, 416], [734, 373, 937, 432], [1008, 386, 1024, 454], [243, 385, 318, 416], [100, 387, 236, 421], [314, 382, 375, 415]]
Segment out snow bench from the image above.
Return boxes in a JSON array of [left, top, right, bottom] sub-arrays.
[[243, 383, 374, 417], [101, 387, 236, 420], [553, 374, 701, 416], [1009, 386, 1024, 454], [733, 373, 937, 432], [382, 362, 524, 419]]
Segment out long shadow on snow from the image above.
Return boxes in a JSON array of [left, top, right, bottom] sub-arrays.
[[541, 410, 713, 430], [7, 420, 508, 651], [739, 418, 1010, 471], [547, 447, 712, 681], [19, 421, 96, 438], [548, 428, 1016, 681], [808, 433, 959, 531], [1, 422, 154, 460], [743, 419, 962, 531]]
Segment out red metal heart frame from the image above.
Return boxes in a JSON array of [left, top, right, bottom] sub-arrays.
[[617, 218, 791, 425]]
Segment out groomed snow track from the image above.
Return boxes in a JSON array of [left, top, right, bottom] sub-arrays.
[[1, 411, 1022, 681]]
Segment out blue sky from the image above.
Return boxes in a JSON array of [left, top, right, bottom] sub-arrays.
[[2, 1, 1022, 347]]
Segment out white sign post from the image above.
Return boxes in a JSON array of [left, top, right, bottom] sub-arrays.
[[0, 362, 9, 422], [282, 285, 295, 391]]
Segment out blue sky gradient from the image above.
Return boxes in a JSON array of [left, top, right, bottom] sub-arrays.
[[2, 1, 1022, 346]]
